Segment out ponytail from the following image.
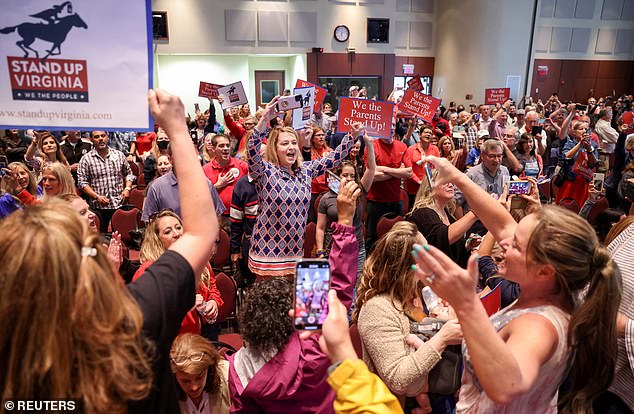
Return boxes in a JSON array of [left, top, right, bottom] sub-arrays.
[[559, 246, 621, 414], [526, 206, 622, 414]]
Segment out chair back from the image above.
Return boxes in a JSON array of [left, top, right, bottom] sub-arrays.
[[376, 213, 404, 240], [304, 222, 317, 258], [587, 196, 609, 225], [211, 229, 231, 270], [129, 188, 145, 211], [480, 281, 502, 316], [215, 272, 237, 323], [558, 197, 581, 213], [128, 160, 140, 177], [136, 173, 146, 189], [110, 207, 141, 244]]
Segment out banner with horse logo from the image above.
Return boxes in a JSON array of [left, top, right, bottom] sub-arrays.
[[0, 1, 153, 131]]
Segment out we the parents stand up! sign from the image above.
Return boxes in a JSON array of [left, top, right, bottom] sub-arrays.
[[337, 97, 394, 139]]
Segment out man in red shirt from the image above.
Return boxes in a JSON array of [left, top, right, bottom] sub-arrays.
[[364, 128, 412, 250], [203, 134, 248, 231], [403, 124, 440, 208]]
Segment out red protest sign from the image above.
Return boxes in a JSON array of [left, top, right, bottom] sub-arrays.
[[485, 88, 510, 105], [295, 79, 327, 112], [407, 75, 423, 91], [398, 89, 441, 123], [337, 97, 394, 139], [198, 81, 224, 99]]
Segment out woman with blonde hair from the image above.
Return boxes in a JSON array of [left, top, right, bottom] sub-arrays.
[[170, 333, 230, 414], [0, 161, 75, 209], [202, 133, 215, 163], [41, 161, 76, 198], [134, 209, 223, 337], [25, 131, 69, 179], [0, 89, 220, 413], [412, 154, 621, 413], [438, 136, 467, 171], [308, 125, 332, 222], [0, 162, 41, 217], [247, 96, 358, 277], [353, 221, 462, 409], [408, 168, 478, 267]]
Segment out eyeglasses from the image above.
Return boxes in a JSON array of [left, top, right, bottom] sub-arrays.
[[147, 208, 175, 223], [171, 352, 206, 366]]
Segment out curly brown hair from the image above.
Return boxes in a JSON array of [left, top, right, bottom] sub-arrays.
[[352, 221, 425, 323], [238, 277, 294, 355]]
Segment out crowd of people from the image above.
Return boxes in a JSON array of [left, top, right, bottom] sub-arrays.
[[1, 85, 633, 414]]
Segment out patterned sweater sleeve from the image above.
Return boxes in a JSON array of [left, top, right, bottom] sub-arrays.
[[247, 129, 267, 181], [308, 133, 353, 179]]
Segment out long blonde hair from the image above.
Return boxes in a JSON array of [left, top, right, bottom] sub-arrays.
[[409, 169, 455, 218], [43, 161, 76, 198], [0, 200, 152, 413], [140, 210, 211, 286], [352, 221, 424, 323], [3, 162, 38, 196], [265, 127, 304, 170]]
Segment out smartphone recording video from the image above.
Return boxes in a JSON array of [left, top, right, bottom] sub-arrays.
[[531, 125, 543, 136], [593, 173, 605, 192], [326, 170, 341, 194], [425, 163, 434, 187], [294, 259, 331, 331], [507, 180, 532, 195], [276, 94, 303, 112]]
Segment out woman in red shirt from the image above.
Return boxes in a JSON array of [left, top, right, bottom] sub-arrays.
[[133, 209, 223, 336], [308, 126, 331, 223]]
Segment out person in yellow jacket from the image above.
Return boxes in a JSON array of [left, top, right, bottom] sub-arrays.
[[318, 289, 405, 414]]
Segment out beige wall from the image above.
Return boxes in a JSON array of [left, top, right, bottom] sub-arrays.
[[433, 0, 535, 105]]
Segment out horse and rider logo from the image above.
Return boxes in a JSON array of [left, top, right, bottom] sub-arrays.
[[1, 2, 88, 60]]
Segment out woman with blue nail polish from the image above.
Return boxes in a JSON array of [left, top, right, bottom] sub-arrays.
[[415, 155, 621, 414]]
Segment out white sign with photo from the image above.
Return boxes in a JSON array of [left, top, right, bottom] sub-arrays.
[[218, 81, 248, 110], [0, 0, 153, 131], [292, 86, 315, 130]]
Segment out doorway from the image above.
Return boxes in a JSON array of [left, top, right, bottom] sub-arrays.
[[255, 70, 285, 107]]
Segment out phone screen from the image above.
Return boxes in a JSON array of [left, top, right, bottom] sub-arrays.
[[425, 163, 434, 187], [194, 103, 200, 112], [538, 118, 546, 125], [593, 173, 605, 192], [326, 170, 341, 194], [531, 125, 543, 135], [508, 180, 531, 195], [295, 260, 331, 331]]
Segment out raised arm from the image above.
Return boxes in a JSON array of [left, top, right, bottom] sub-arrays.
[[412, 248, 559, 404], [359, 133, 376, 192], [148, 89, 219, 285], [308, 124, 360, 179], [247, 97, 279, 181], [558, 104, 577, 141], [425, 155, 517, 243], [328, 180, 361, 309]]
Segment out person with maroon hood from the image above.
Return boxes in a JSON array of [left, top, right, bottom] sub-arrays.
[[227, 180, 360, 413]]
